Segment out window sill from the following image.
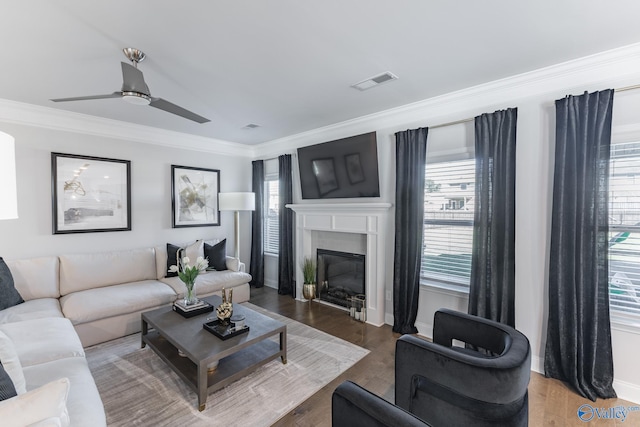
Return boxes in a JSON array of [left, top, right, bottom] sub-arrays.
[[610, 314, 640, 335], [419, 279, 469, 298], [264, 252, 278, 258]]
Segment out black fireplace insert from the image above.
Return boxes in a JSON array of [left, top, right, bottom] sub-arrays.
[[317, 249, 365, 308]]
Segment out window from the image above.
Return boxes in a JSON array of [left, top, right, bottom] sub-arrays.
[[264, 178, 279, 254], [421, 158, 475, 291], [608, 141, 640, 321]]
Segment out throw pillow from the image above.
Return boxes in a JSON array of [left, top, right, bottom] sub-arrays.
[[165, 240, 204, 277], [204, 239, 227, 271], [185, 239, 204, 262], [0, 331, 26, 395], [0, 363, 17, 401], [0, 377, 70, 427], [166, 243, 182, 278], [0, 257, 24, 311]]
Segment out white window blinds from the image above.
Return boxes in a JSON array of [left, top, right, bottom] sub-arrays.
[[421, 158, 475, 290], [608, 141, 640, 320], [264, 178, 279, 254]]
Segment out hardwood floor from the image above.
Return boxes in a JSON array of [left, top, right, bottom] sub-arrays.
[[249, 286, 638, 427]]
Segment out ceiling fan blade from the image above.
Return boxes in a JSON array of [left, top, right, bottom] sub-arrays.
[[149, 98, 210, 124], [51, 92, 122, 102], [121, 62, 150, 95]]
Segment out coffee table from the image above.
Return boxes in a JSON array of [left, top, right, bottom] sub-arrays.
[[141, 295, 287, 411]]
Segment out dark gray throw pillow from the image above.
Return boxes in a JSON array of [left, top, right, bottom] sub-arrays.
[[0, 362, 17, 401], [205, 239, 227, 271], [166, 243, 183, 278], [0, 257, 24, 311]]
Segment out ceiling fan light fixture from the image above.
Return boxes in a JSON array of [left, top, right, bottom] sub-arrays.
[[51, 48, 209, 123], [122, 92, 151, 105]]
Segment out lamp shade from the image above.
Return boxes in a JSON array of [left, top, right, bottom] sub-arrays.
[[0, 132, 18, 220], [218, 192, 255, 211]]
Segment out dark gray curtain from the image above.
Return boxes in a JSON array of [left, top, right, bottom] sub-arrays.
[[468, 108, 517, 327], [278, 154, 295, 297], [249, 160, 264, 287], [544, 90, 616, 401], [393, 127, 428, 334]]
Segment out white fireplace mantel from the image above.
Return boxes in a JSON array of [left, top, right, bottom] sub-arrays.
[[286, 202, 392, 326]]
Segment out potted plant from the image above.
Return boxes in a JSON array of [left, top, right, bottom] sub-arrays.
[[302, 256, 317, 304]]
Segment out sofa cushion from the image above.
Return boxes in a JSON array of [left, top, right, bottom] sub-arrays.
[[60, 280, 177, 325], [23, 358, 105, 427], [59, 248, 157, 296], [0, 331, 26, 394], [0, 363, 17, 401], [5, 257, 59, 300], [0, 378, 70, 427], [0, 258, 24, 310], [165, 240, 204, 277], [161, 269, 252, 298], [204, 239, 227, 271], [0, 299, 63, 325], [0, 318, 84, 368]]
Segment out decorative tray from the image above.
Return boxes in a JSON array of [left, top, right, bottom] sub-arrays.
[[203, 319, 250, 340]]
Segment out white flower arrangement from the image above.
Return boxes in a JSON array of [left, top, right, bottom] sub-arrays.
[[169, 256, 209, 286]]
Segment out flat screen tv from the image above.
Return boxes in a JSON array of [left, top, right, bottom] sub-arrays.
[[297, 132, 380, 199]]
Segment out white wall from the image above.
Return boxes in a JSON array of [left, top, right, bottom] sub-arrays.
[[253, 43, 640, 403], [0, 121, 253, 262]]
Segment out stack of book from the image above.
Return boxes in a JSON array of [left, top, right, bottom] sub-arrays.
[[173, 299, 214, 318]]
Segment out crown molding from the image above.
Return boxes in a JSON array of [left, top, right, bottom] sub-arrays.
[[253, 42, 640, 159], [0, 99, 254, 157]]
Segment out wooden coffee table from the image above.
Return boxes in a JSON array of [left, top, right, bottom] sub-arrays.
[[141, 295, 287, 411]]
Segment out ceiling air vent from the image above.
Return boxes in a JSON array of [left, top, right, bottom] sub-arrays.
[[351, 71, 398, 91]]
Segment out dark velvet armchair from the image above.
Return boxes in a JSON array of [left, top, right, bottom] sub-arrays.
[[332, 308, 531, 427], [332, 380, 430, 427]]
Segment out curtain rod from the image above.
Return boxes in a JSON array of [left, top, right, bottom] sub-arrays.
[[615, 83, 640, 93], [429, 117, 475, 130], [424, 83, 640, 130]]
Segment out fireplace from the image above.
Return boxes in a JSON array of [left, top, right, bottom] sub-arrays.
[[317, 249, 365, 309], [287, 202, 392, 326]]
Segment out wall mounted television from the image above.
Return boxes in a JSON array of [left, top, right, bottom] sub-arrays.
[[297, 131, 380, 199]]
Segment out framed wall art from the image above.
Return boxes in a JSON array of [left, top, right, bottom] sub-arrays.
[[171, 165, 220, 228], [52, 152, 131, 234], [344, 153, 365, 184], [311, 158, 338, 196]]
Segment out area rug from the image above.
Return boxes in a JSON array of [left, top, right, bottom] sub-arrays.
[[85, 303, 369, 426]]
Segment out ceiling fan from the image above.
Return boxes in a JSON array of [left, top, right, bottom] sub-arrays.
[[51, 48, 210, 124]]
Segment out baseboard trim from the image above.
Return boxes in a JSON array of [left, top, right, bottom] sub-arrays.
[[530, 356, 639, 404], [613, 379, 640, 405]]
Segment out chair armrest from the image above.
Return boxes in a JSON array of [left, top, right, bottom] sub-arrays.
[[395, 334, 530, 408], [332, 381, 429, 427], [433, 309, 513, 354]]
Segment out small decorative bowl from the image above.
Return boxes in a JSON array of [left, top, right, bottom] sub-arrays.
[[230, 314, 245, 329]]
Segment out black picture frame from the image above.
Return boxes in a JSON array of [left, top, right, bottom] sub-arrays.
[[311, 158, 339, 196], [344, 153, 365, 184], [171, 165, 221, 228], [52, 152, 131, 234]]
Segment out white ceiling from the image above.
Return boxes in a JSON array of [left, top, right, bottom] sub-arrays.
[[2, 1, 640, 145]]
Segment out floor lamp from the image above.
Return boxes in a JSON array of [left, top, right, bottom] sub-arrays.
[[0, 132, 18, 220], [218, 192, 255, 261]]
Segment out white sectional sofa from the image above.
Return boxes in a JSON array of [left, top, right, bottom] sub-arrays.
[[0, 239, 252, 426]]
